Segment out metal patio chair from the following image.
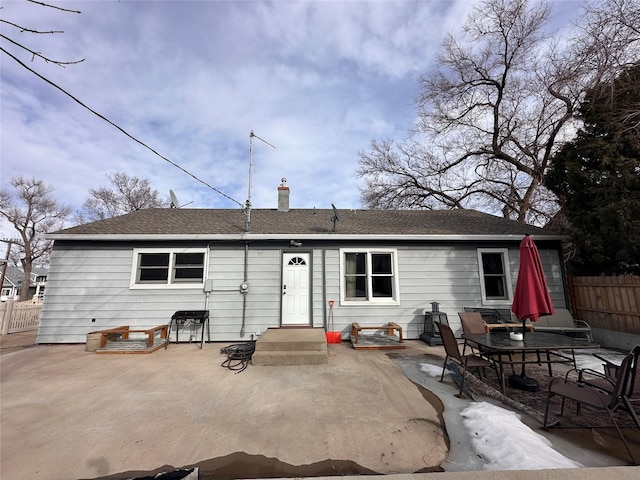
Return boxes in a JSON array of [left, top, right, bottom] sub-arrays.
[[575, 345, 640, 416], [435, 321, 499, 398], [458, 312, 487, 356], [588, 345, 639, 386], [543, 346, 640, 465], [459, 311, 516, 378]]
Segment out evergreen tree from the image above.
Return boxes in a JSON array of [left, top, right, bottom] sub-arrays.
[[545, 64, 640, 275]]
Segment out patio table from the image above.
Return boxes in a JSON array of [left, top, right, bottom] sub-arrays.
[[462, 331, 599, 392]]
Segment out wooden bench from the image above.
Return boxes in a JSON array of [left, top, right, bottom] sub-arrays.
[[351, 322, 404, 349], [97, 325, 169, 353]]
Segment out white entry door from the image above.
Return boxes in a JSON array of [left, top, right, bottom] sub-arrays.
[[281, 252, 310, 325]]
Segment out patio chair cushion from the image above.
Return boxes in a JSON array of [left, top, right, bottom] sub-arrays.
[[533, 308, 592, 340]]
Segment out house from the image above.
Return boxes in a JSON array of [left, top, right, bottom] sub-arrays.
[[1, 265, 21, 301], [1, 265, 48, 302], [39, 184, 568, 344]]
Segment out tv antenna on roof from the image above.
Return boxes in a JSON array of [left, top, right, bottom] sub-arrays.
[[245, 130, 276, 232], [169, 189, 193, 208], [331, 204, 340, 232]]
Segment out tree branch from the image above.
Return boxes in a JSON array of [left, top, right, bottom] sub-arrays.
[[0, 33, 84, 66], [27, 0, 81, 14], [0, 19, 64, 34]]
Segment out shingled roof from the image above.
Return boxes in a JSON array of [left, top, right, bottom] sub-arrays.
[[48, 208, 558, 240]]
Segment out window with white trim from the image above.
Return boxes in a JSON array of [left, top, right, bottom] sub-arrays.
[[131, 249, 206, 288], [340, 249, 399, 303], [477, 248, 513, 303]]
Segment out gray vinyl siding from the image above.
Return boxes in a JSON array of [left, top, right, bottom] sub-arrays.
[[38, 241, 567, 343], [38, 244, 279, 343], [39, 245, 209, 343], [229, 248, 281, 338], [311, 249, 329, 329], [319, 245, 566, 339]]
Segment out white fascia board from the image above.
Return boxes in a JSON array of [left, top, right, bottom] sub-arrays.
[[242, 234, 565, 241], [45, 234, 226, 241], [46, 233, 566, 242]]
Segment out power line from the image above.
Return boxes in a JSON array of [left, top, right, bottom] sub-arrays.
[[1, 47, 244, 208]]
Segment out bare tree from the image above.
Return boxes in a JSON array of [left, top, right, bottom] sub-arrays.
[[357, 0, 639, 225], [76, 172, 169, 223], [573, 0, 640, 130], [576, 0, 639, 74], [0, 177, 71, 301]]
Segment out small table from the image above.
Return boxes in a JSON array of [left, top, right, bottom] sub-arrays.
[[463, 331, 598, 392]]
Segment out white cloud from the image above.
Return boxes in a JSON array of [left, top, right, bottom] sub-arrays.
[[1, 0, 587, 240]]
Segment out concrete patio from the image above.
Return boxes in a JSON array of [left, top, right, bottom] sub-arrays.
[[1, 331, 638, 480]]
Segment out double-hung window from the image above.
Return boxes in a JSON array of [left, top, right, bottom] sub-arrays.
[[340, 249, 398, 304], [131, 249, 206, 288], [477, 248, 513, 303]]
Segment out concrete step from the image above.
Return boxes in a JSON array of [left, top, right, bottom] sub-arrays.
[[252, 328, 329, 365], [254, 327, 327, 352], [252, 349, 329, 366]]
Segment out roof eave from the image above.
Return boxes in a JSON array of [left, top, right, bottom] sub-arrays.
[[46, 233, 567, 242]]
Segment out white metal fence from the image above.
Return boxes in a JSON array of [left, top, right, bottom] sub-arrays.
[[0, 300, 42, 334]]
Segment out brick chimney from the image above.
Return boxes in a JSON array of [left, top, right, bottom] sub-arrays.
[[277, 178, 290, 212]]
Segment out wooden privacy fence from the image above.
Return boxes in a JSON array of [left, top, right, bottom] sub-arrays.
[[0, 300, 42, 334], [569, 275, 640, 334]]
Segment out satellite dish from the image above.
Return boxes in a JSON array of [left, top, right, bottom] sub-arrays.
[[169, 190, 194, 208], [169, 190, 180, 208], [331, 204, 340, 232]]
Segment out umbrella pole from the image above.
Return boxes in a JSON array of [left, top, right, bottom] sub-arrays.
[[521, 318, 527, 376], [508, 318, 540, 392]]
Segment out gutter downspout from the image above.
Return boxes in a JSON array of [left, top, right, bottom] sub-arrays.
[[322, 249, 327, 330], [240, 241, 249, 337]]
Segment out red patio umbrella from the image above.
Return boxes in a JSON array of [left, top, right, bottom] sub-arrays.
[[511, 234, 555, 323], [510, 234, 555, 390]]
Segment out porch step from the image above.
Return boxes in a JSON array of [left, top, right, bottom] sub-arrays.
[[252, 328, 329, 366]]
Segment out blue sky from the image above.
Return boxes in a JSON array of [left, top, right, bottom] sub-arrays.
[[1, 0, 584, 240]]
